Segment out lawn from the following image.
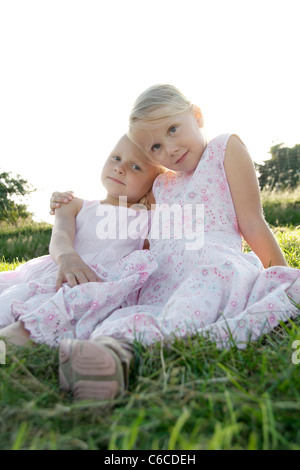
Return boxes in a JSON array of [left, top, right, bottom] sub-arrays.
[[0, 191, 300, 450]]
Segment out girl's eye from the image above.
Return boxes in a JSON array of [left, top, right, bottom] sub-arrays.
[[132, 164, 141, 170], [152, 144, 161, 151], [169, 126, 177, 134], [112, 155, 121, 161]]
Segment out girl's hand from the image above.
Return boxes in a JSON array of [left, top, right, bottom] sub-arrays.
[[56, 252, 101, 290], [50, 191, 74, 215]]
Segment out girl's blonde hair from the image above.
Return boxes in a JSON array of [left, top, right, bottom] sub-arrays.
[[129, 84, 193, 123]]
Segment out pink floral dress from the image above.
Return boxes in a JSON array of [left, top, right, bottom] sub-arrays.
[[0, 201, 157, 346], [90, 134, 300, 348]]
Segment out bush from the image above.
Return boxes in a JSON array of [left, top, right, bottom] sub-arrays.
[[255, 143, 300, 191], [0, 171, 35, 223]]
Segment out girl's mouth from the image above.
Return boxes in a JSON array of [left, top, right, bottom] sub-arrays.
[[108, 177, 125, 185], [175, 151, 189, 164]]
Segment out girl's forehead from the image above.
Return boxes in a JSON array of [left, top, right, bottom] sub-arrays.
[[138, 115, 175, 131], [112, 137, 139, 155], [129, 128, 154, 150], [131, 110, 191, 138], [111, 138, 154, 166], [130, 117, 173, 144]]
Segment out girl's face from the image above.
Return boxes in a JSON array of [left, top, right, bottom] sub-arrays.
[[130, 107, 206, 172], [101, 135, 159, 205]]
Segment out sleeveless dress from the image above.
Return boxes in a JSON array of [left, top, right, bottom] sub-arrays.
[[90, 134, 300, 348], [0, 201, 157, 346]]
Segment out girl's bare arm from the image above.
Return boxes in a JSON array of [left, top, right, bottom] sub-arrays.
[[224, 135, 287, 268], [49, 197, 101, 289]]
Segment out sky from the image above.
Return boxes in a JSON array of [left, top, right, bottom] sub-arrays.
[[0, 0, 299, 223]]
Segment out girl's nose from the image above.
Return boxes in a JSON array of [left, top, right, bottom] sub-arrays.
[[166, 142, 179, 157], [114, 163, 126, 174]]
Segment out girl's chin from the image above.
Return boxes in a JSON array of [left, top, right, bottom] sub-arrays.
[[171, 164, 197, 172]]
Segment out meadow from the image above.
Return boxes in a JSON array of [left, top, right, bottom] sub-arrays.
[[0, 189, 300, 450]]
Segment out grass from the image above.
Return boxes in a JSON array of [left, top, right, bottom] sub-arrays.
[[0, 220, 52, 263], [0, 189, 300, 450], [261, 186, 300, 226], [1, 323, 300, 450]]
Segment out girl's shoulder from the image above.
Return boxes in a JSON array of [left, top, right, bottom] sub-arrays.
[[206, 133, 247, 152], [80, 199, 99, 210], [152, 170, 177, 200], [73, 198, 101, 219], [206, 133, 232, 151], [201, 133, 234, 165], [153, 170, 176, 188]]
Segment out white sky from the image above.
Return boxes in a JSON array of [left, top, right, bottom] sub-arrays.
[[0, 0, 299, 223]]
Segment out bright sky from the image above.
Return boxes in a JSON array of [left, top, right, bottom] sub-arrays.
[[0, 0, 299, 223]]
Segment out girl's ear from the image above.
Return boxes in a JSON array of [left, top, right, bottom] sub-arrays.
[[192, 104, 204, 127]]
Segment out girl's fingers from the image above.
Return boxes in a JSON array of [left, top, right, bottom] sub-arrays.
[[56, 273, 64, 291], [65, 272, 78, 288], [50, 203, 61, 211], [51, 191, 74, 203], [85, 270, 102, 283], [65, 191, 74, 199], [50, 191, 74, 215], [56, 266, 101, 290], [51, 196, 69, 204], [73, 271, 89, 285]]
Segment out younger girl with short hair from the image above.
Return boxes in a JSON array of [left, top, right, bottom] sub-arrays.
[[0, 134, 166, 400]]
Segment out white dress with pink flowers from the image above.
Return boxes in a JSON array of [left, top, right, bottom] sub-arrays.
[[0, 201, 157, 346], [90, 134, 300, 348]]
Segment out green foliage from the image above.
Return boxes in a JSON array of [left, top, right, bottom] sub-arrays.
[[255, 143, 300, 190], [0, 171, 35, 223], [272, 226, 300, 268], [0, 221, 52, 262], [261, 187, 300, 226]]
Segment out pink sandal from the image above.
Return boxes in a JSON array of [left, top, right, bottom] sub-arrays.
[[59, 336, 133, 401]]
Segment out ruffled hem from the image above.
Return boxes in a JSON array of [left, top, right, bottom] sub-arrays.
[[12, 250, 157, 347], [90, 265, 300, 349]]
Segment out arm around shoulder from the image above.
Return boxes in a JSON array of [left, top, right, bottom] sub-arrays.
[[224, 135, 287, 267]]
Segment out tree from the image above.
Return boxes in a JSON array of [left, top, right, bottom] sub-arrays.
[[255, 143, 300, 190], [0, 171, 35, 223]]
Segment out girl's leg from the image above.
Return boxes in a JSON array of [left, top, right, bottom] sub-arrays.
[[59, 336, 134, 402], [0, 321, 31, 346], [0, 282, 35, 329]]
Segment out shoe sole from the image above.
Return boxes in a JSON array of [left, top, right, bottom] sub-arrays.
[[59, 339, 121, 401]]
